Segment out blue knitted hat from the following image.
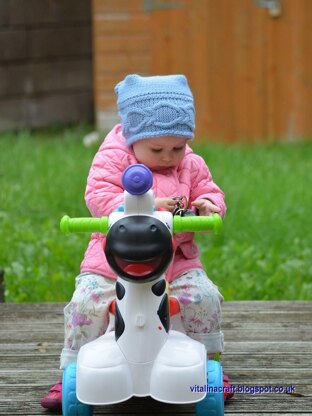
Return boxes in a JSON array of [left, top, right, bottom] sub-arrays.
[[115, 74, 195, 145]]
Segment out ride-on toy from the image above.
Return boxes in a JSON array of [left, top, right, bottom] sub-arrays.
[[60, 164, 224, 416]]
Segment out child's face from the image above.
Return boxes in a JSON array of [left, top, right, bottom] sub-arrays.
[[132, 136, 187, 170]]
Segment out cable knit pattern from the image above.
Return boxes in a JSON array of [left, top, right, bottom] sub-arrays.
[[124, 101, 194, 135], [115, 74, 195, 144], [81, 125, 226, 282]]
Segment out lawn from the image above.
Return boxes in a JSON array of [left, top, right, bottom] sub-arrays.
[[1, 124, 311, 302]]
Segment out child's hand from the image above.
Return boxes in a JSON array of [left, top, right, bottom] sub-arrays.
[[191, 199, 221, 216], [155, 197, 177, 212]]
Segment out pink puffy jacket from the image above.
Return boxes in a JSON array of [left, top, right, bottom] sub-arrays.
[[80, 124, 226, 282]]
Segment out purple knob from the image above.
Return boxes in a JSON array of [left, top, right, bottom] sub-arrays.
[[122, 164, 153, 195]]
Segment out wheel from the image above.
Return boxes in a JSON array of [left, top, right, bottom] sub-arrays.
[[195, 360, 224, 416], [62, 363, 93, 416]]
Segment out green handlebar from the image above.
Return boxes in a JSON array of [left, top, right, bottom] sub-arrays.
[[60, 215, 109, 234], [173, 213, 222, 233], [60, 213, 222, 235]]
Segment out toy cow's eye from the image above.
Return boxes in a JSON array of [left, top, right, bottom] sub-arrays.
[[150, 225, 157, 232], [119, 225, 126, 232]]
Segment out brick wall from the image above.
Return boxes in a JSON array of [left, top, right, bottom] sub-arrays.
[[0, 0, 93, 131]]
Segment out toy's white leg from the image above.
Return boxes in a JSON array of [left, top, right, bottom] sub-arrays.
[[116, 277, 168, 363], [128, 362, 154, 396], [76, 332, 133, 405], [150, 330, 207, 404]]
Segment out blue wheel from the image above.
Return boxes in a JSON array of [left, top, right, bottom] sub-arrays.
[[62, 363, 93, 416], [195, 360, 224, 416]]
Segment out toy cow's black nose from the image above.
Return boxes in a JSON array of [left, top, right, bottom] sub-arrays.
[[105, 215, 173, 282]]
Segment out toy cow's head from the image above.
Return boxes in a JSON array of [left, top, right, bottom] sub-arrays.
[[105, 215, 173, 282]]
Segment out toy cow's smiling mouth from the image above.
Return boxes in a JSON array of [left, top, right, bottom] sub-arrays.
[[105, 215, 173, 282], [124, 263, 154, 277], [114, 257, 163, 277]]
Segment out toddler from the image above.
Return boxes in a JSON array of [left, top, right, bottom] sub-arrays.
[[41, 74, 232, 410]]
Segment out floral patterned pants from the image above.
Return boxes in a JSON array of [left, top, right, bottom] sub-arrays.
[[60, 268, 224, 369]]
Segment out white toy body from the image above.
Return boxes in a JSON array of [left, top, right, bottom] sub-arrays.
[[76, 188, 206, 404], [61, 164, 224, 416], [76, 286, 206, 405]]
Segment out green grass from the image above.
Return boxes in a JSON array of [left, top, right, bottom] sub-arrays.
[[1, 125, 311, 302], [193, 141, 312, 300], [0, 125, 93, 302]]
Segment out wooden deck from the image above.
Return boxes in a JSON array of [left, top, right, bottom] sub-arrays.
[[0, 301, 311, 415]]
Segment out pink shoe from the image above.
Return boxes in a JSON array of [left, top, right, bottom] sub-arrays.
[[40, 379, 62, 411], [223, 372, 234, 400]]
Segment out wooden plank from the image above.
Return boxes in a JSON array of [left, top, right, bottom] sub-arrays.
[[264, 0, 312, 141], [188, 0, 212, 141], [2, 352, 312, 374], [232, 0, 267, 141], [91, 0, 150, 120], [223, 327, 312, 342], [2, 319, 311, 334], [168, 2, 189, 74], [95, 74, 127, 95], [150, 5, 172, 74], [94, 14, 149, 35], [1, 340, 312, 356], [2, 327, 308, 344], [1, 300, 311, 317], [279, 0, 312, 140], [93, 0, 144, 13], [222, 311, 312, 323], [0, 342, 63, 354], [225, 341, 312, 354], [149, 0, 312, 141], [94, 34, 151, 54], [0, 301, 312, 414], [0, 394, 311, 414], [222, 300, 312, 310]]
